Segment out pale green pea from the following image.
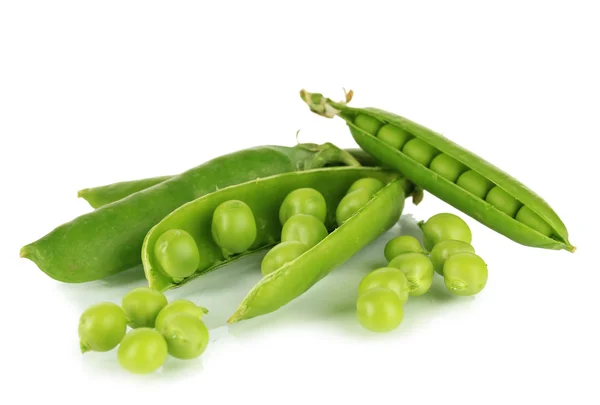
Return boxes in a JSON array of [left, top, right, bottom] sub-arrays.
[[430, 239, 476, 275], [155, 299, 208, 331], [384, 235, 426, 262], [358, 267, 409, 305], [279, 188, 327, 225], [281, 214, 328, 249], [421, 213, 472, 251], [211, 200, 257, 254], [118, 328, 168, 374], [443, 252, 488, 296], [159, 313, 209, 360], [356, 288, 404, 333], [388, 253, 434, 296], [122, 287, 168, 328], [78, 302, 127, 353], [154, 229, 200, 280]]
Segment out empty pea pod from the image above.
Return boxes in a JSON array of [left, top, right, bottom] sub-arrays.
[[301, 90, 575, 252]]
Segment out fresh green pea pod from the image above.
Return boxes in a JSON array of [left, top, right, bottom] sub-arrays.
[[142, 167, 419, 292], [300, 90, 574, 252], [21, 143, 366, 283]]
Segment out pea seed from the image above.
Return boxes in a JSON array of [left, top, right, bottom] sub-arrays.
[[212, 200, 257, 254], [155, 299, 208, 331], [122, 287, 168, 329], [281, 214, 328, 249], [421, 213, 472, 251], [78, 302, 127, 353], [335, 188, 372, 226], [354, 114, 383, 135], [443, 252, 488, 296], [388, 253, 434, 297], [430, 239, 475, 275], [154, 229, 201, 280], [516, 206, 553, 237], [279, 188, 327, 225], [486, 187, 522, 217], [261, 241, 308, 276], [347, 177, 385, 197], [376, 124, 412, 150], [456, 170, 494, 199], [356, 288, 404, 333], [429, 154, 466, 183], [358, 267, 410, 305], [402, 138, 439, 167], [159, 313, 209, 360], [384, 235, 426, 262], [117, 328, 168, 374]]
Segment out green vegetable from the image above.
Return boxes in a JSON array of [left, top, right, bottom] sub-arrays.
[[78, 302, 127, 353], [358, 267, 409, 305], [420, 213, 472, 251], [154, 229, 201, 280], [154, 299, 208, 331], [212, 200, 257, 254], [335, 188, 372, 226], [301, 90, 574, 252], [430, 154, 466, 183], [356, 288, 404, 333], [159, 313, 209, 360], [376, 124, 412, 150], [456, 170, 494, 199], [281, 214, 328, 249], [388, 253, 434, 296], [516, 206, 553, 237], [279, 188, 327, 225], [261, 241, 308, 276], [384, 235, 426, 262], [401, 138, 439, 167], [430, 240, 476, 275], [346, 177, 386, 196], [485, 186, 522, 217], [121, 287, 168, 328], [443, 252, 488, 296], [117, 328, 168, 374]]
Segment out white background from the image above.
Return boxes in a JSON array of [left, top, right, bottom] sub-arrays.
[[1, 1, 598, 404]]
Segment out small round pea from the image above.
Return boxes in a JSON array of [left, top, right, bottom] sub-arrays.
[[515, 206, 553, 237], [347, 177, 386, 196], [281, 214, 328, 249], [421, 213, 472, 251], [401, 138, 439, 167], [121, 287, 168, 328], [358, 267, 409, 305], [388, 253, 434, 296], [211, 200, 257, 254], [384, 235, 426, 262], [159, 313, 209, 360], [486, 187, 522, 217], [78, 302, 127, 353], [356, 288, 404, 333], [354, 114, 383, 135], [118, 328, 168, 374], [261, 241, 309, 276], [443, 252, 488, 296], [376, 124, 412, 150], [456, 170, 494, 199], [430, 240, 476, 275], [429, 154, 466, 183], [155, 299, 208, 331], [336, 188, 372, 226], [154, 229, 200, 280], [279, 188, 327, 225]]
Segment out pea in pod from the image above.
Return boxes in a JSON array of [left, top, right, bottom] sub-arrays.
[[301, 90, 575, 252]]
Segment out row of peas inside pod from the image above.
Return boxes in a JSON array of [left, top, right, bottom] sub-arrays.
[[356, 213, 488, 333], [78, 287, 209, 374]]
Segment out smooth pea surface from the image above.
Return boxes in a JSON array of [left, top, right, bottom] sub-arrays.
[[402, 138, 439, 167], [356, 288, 404, 333], [281, 214, 328, 249], [335, 188, 372, 226], [159, 313, 209, 360], [347, 177, 385, 196], [430, 240, 475, 275], [354, 114, 383, 134], [118, 328, 168, 374], [421, 213, 472, 251], [261, 241, 308, 276], [279, 188, 327, 225], [486, 187, 522, 217], [78, 302, 127, 353], [122, 287, 168, 328], [384, 235, 426, 261], [456, 170, 494, 199], [516, 206, 553, 237], [212, 200, 257, 254], [358, 267, 409, 305], [443, 252, 488, 296], [155, 299, 208, 331], [377, 124, 412, 149], [154, 229, 200, 280], [388, 253, 434, 296], [430, 154, 466, 183]]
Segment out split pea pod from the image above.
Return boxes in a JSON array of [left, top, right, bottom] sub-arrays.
[[301, 90, 574, 252]]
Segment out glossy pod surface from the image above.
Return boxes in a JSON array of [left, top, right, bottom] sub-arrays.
[[301, 90, 574, 252]]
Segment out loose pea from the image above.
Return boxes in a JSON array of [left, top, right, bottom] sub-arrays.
[[486, 187, 522, 217], [443, 252, 488, 296], [516, 206, 553, 237], [388, 253, 434, 296], [118, 328, 168, 374], [456, 170, 494, 199], [121, 287, 168, 328], [281, 214, 328, 249], [155, 299, 208, 331], [159, 313, 209, 360], [376, 124, 412, 150], [384, 235, 426, 262], [279, 188, 327, 225], [211, 200, 257, 254], [421, 213, 472, 251], [335, 188, 372, 226], [78, 302, 127, 353], [261, 241, 309, 276], [401, 138, 439, 167], [347, 177, 386, 196], [429, 154, 466, 183], [358, 267, 409, 305], [354, 114, 383, 135], [430, 240, 475, 275], [154, 229, 200, 280], [356, 288, 404, 333]]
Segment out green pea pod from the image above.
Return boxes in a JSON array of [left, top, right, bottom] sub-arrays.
[[142, 167, 419, 293], [301, 90, 574, 252], [20, 143, 365, 283]]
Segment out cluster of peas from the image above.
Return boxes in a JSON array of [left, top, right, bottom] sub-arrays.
[[356, 213, 488, 333], [354, 114, 553, 237], [78, 288, 209, 374]]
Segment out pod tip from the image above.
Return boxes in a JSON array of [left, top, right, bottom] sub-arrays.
[[568, 245, 577, 253]]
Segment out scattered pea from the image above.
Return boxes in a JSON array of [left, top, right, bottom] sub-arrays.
[[430, 240, 476, 275], [354, 114, 383, 134], [443, 252, 488, 296], [336, 188, 372, 226], [429, 154, 466, 183], [421, 213, 472, 251], [261, 241, 308, 276], [118, 328, 168, 374], [159, 313, 209, 360], [402, 138, 439, 167], [486, 187, 522, 217], [212, 200, 257, 254], [356, 288, 404, 333], [155, 299, 208, 331], [358, 267, 409, 305], [279, 188, 327, 225], [78, 302, 127, 353], [121, 287, 168, 329], [154, 229, 200, 280], [516, 206, 553, 237], [384, 235, 426, 262], [388, 253, 434, 296], [456, 170, 494, 199], [376, 124, 412, 149]]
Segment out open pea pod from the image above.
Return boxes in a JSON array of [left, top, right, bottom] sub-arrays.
[[142, 167, 418, 293], [301, 90, 574, 252]]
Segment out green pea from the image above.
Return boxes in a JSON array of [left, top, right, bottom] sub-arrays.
[[516, 206, 553, 237], [421, 213, 472, 251], [261, 241, 308, 276], [279, 188, 327, 225], [281, 214, 328, 249], [335, 188, 372, 226], [211, 200, 257, 254], [347, 177, 386, 196], [430, 240, 475, 275], [155, 299, 208, 331], [376, 124, 412, 150], [388, 253, 434, 296], [358, 267, 409, 305], [429, 154, 466, 183], [356, 288, 404, 333], [456, 170, 494, 199], [443, 252, 488, 296], [78, 302, 127, 353], [486, 187, 522, 217], [354, 114, 383, 135], [118, 328, 168, 374], [121, 287, 168, 328], [159, 313, 209, 360], [401, 138, 439, 167], [384, 235, 426, 262], [154, 229, 200, 280]]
